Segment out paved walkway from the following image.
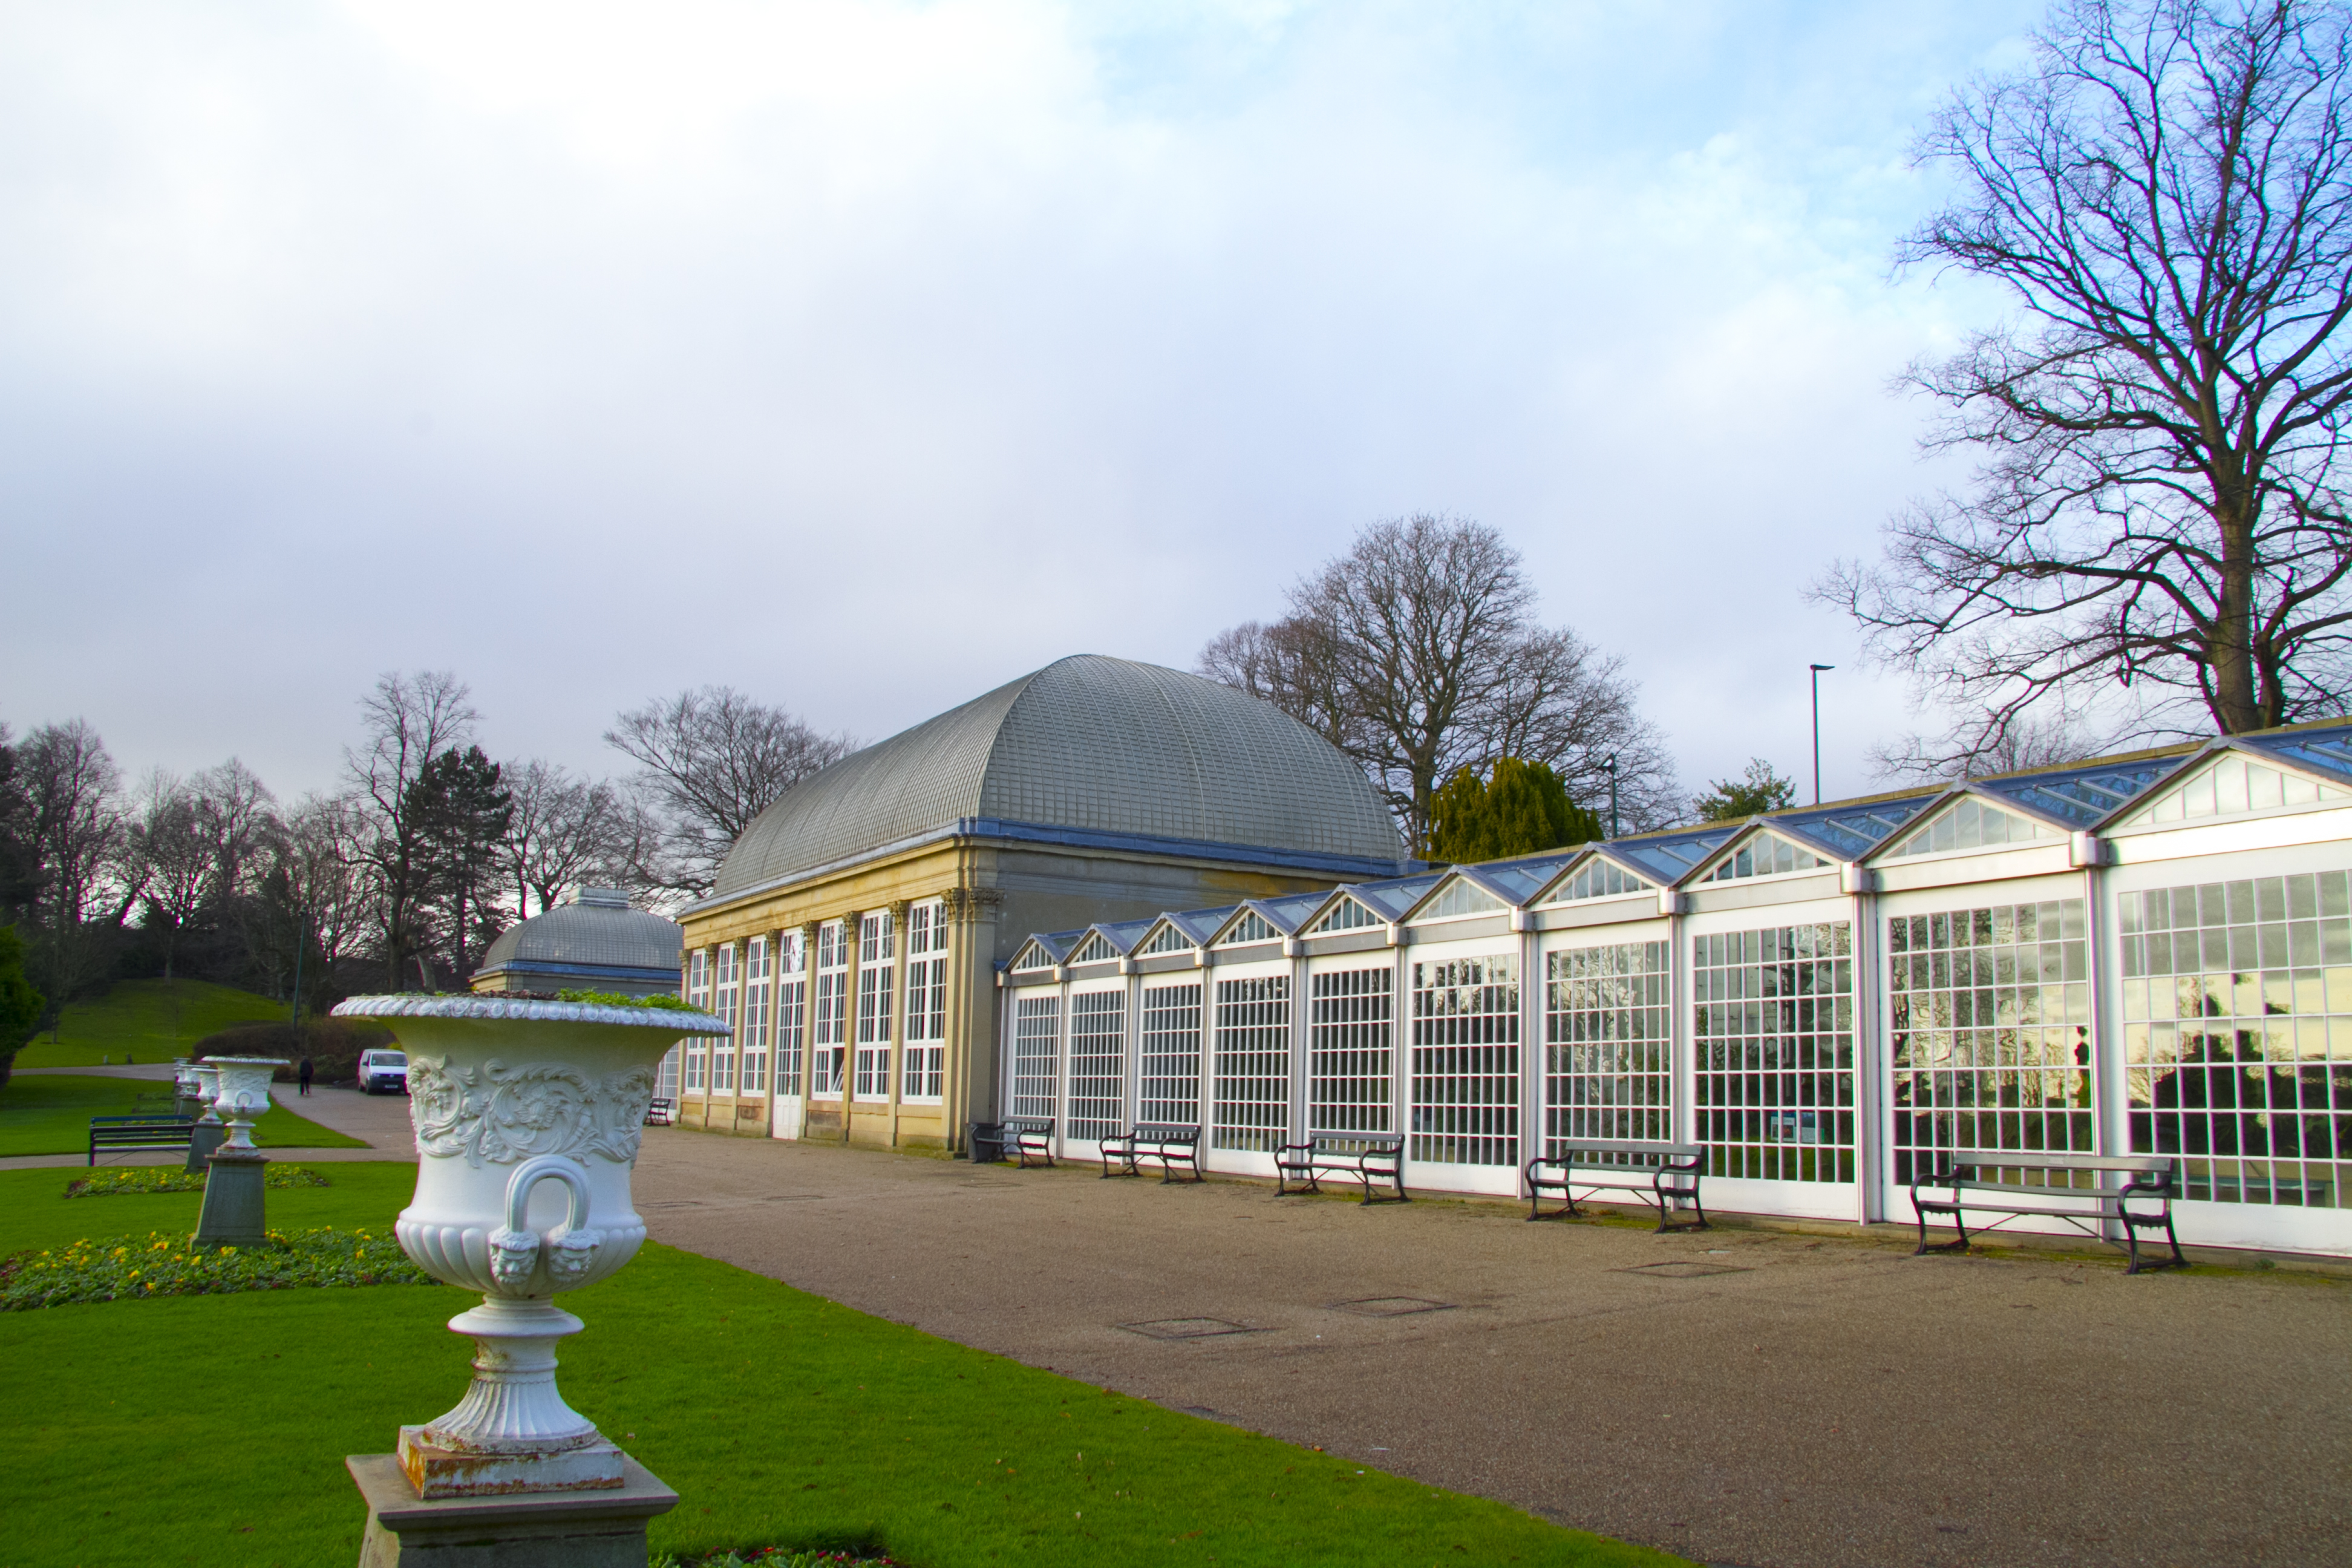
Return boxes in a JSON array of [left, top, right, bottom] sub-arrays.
[[630, 1132, 2351, 1568]]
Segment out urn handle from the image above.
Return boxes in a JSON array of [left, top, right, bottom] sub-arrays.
[[486, 1155, 606, 1292]]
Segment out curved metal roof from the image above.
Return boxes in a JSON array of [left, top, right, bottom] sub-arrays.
[[711, 655, 1403, 898], [476, 889, 683, 976]]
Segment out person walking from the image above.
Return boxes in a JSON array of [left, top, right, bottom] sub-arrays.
[[298, 1055, 314, 1096]]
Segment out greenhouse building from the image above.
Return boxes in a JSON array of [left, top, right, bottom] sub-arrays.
[[673, 650, 2352, 1259]]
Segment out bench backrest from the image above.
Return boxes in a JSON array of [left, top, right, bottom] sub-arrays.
[[1543, 1140, 1704, 1161], [1938, 1151, 2172, 1177], [1131, 1123, 1200, 1142], [1005, 1117, 1054, 1135], [90, 1115, 193, 1129], [1312, 1134, 1400, 1154]]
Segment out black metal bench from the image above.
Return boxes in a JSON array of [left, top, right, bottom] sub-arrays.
[[1100, 1123, 1204, 1183], [644, 1097, 676, 1126], [1275, 1135, 1406, 1204], [968, 1117, 1056, 1167], [1526, 1141, 1708, 1232], [88, 1116, 195, 1166], [1912, 1151, 2184, 1274]]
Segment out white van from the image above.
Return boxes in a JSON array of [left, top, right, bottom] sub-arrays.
[[355, 1049, 408, 1095]]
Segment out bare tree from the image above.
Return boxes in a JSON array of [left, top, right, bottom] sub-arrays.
[[605, 688, 857, 898], [126, 759, 278, 980], [503, 760, 639, 917], [1201, 515, 1677, 854], [126, 773, 206, 980], [346, 671, 477, 987], [13, 720, 130, 1022], [1196, 619, 1360, 753], [1820, 0, 2352, 770]]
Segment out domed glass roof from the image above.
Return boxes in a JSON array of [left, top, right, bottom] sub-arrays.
[[710, 655, 1402, 900], [477, 888, 683, 976]]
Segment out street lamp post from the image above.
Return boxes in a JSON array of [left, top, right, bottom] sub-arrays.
[[1809, 664, 1834, 806], [1604, 755, 1620, 840]]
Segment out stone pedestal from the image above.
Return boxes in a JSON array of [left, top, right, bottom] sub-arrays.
[[184, 1119, 227, 1173], [194, 1147, 269, 1246], [347, 1454, 677, 1568]]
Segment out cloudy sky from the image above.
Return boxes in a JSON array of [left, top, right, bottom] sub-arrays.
[[0, 0, 2046, 808]]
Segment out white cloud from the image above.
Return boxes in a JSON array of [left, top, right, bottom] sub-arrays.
[[0, 0, 2043, 808]]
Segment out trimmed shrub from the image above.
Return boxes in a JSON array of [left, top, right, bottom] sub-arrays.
[[192, 1018, 394, 1085]]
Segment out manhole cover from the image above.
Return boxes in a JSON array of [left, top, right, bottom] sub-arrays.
[[1328, 1297, 1454, 1316], [1119, 1318, 1258, 1340], [1615, 1261, 1751, 1278]]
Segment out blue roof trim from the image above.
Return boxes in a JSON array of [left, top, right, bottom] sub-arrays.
[[1972, 758, 2181, 829]]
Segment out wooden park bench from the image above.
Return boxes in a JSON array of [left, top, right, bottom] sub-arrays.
[[1100, 1123, 1204, 1183], [1525, 1140, 1708, 1232], [644, 1097, 676, 1126], [1911, 1151, 2184, 1275], [967, 1118, 1056, 1168], [88, 1116, 195, 1166], [1275, 1135, 1406, 1204]]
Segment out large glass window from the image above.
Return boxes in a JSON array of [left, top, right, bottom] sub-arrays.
[[855, 912, 896, 1100], [658, 1045, 681, 1100], [1012, 995, 1060, 1122], [685, 948, 711, 1094], [711, 944, 739, 1094], [902, 901, 948, 1102], [812, 921, 848, 1097], [740, 935, 771, 1097], [1069, 990, 1125, 1140], [2120, 872, 2352, 1207], [1889, 901, 2090, 1184], [1545, 942, 1671, 1150], [1410, 955, 1519, 1166], [776, 930, 806, 1097], [1693, 925, 1854, 1182], [1140, 983, 1203, 1125], [1309, 967, 1393, 1138], [1212, 975, 1290, 1152]]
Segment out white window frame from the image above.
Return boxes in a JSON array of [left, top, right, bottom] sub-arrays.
[[740, 935, 772, 1097], [684, 947, 711, 1096], [812, 920, 849, 1099], [1067, 983, 1126, 1144], [901, 900, 948, 1103], [855, 910, 895, 1100], [711, 942, 739, 1094], [776, 928, 807, 1098]]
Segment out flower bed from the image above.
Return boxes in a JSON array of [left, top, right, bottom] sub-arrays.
[[63, 1166, 333, 1198], [1, 1227, 430, 1310], [653, 1552, 901, 1568]]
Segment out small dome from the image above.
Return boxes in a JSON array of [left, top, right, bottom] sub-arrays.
[[711, 655, 1403, 898], [474, 887, 682, 991]]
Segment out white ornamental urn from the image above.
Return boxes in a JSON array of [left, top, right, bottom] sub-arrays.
[[206, 1056, 289, 1149], [330, 994, 726, 1500], [188, 1062, 225, 1123]]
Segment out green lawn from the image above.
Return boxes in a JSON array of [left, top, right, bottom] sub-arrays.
[[0, 1074, 367, 1157], [0, 1164, 1683, 1568], [13, 978, 287, 1068]]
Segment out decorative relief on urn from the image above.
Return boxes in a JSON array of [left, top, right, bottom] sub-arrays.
[[409, 1056, 656, 1168]]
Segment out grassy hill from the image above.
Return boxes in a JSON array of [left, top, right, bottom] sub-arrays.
[[14, 979, 288, 1069]]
